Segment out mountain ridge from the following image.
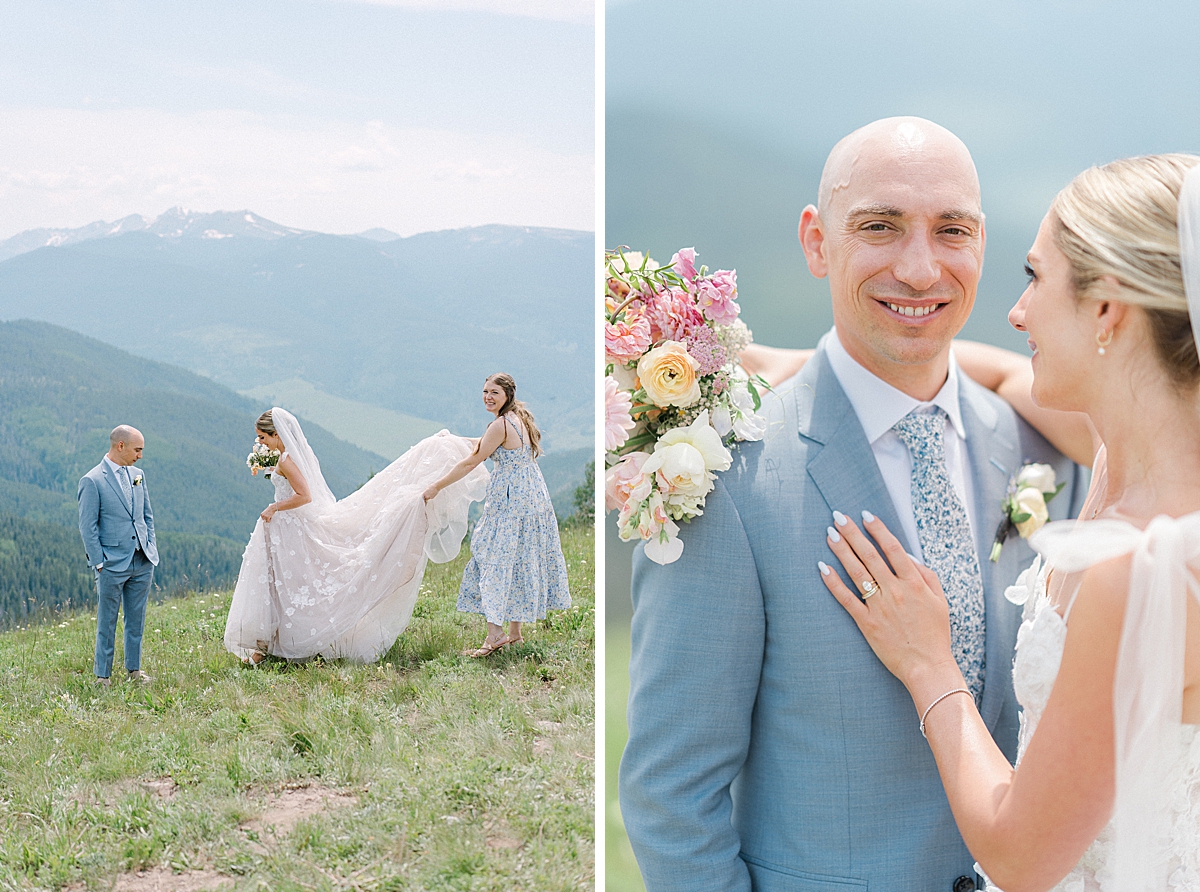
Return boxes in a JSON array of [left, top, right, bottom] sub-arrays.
[[0, 215, 593, 452]]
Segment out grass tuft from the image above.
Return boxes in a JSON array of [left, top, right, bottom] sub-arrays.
[[0, 525, 594, 890]]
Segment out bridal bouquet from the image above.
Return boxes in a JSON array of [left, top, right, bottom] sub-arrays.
[[604, 247, 767, 564], [246, 442, 281, 478]]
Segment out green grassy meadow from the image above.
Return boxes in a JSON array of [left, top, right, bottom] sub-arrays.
[[0, 524, 594, 891]]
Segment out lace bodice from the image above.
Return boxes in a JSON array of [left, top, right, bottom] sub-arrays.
[[271, 452, 295, 502], [991, 554, 1200, 891]]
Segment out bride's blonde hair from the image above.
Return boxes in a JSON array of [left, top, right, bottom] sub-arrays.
[[483, 373, 543, 457], [1051, 152, 1200, 388], [256, 410, 276, 436]]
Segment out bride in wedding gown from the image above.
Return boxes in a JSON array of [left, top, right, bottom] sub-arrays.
[[821, 154, 1200, 891], [224, 407, 488, 664]]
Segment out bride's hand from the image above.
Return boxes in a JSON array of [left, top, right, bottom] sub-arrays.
[[422, 484, 439, 502], [819, 510, 958, 689], [260, 505, 277, 523]]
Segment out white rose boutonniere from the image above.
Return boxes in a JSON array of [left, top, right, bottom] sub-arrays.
[[132, 474, 143, 486], [990, 462, 1064, 562]]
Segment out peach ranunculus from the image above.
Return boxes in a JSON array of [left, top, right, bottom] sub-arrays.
[[637, 340, 702, 408]]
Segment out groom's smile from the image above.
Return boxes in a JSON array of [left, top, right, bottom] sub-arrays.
[[800, 119, 985, 401]]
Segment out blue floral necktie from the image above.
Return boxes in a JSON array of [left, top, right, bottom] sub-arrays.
[[892, 409, 986, 703], [120, 466, 133, 512]]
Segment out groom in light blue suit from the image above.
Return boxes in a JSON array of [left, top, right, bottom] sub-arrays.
[[619, 118, 1088, 891], [78, 424, 159, 686]]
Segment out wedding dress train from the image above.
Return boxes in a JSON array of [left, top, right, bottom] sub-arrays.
[[224, 412, 488, 664]]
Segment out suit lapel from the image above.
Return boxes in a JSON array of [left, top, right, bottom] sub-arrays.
[[798, 351, 916, 563], [959, 380, 1021, 729], [103, 463, 135, 519]]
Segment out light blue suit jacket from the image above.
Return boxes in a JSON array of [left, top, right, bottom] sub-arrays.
[[78, 459, 159, 573], [619, 346, 1087, 892]]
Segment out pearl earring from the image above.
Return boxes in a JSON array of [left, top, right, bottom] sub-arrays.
[[1096, 329, 1113, 355]]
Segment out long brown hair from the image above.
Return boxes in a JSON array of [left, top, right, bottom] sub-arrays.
[[483, 373, 542, 457]]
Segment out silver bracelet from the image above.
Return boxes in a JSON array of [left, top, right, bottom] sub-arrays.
[[919, 688, 972, 739]]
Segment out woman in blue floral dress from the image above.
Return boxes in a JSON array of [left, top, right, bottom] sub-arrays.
[[423, 373, 571, 656]]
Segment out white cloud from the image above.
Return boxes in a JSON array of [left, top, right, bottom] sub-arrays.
[[0, 106, 594, 238], [332, 0, 593, 25]]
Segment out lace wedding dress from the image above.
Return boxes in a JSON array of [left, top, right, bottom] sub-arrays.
[[224, 413, 488, 664], [984, 512, 1200, 892]]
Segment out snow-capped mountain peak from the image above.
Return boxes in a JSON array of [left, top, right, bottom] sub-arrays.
[[0, 209, 312, 262]]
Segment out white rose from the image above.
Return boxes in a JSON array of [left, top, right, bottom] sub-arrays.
[[656, 410, 733, 472], [643, 442, 712, 498], [1014, 487, 1050, 539], [1016, 463, 1057, 494]]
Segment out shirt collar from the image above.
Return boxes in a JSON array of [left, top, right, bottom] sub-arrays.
[[103, 455, 131, 477], [824, 328, 966, 444]]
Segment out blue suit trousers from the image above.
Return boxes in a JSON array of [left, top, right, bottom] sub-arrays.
[[94, 550, 154, 678]]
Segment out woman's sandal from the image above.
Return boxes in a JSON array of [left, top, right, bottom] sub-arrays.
[[242, 650, 268, 668], [465, 636, 510, 658]]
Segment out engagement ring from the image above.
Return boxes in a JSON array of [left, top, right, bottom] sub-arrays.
[[860, 579, 879, 598]]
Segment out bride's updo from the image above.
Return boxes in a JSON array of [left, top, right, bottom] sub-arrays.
[[256, 410, 277, 436], [1051, 152, 1200, 389], [486, 373, 543, 457]]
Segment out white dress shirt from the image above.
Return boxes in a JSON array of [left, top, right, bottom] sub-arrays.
[[824, 329, 979, 563], [103, 455, 132, 505]]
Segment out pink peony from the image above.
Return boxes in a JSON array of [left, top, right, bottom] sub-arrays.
[[671, 247, 698, 283], [604, 313, 652, 363], [695, 269, 739, 325], [605, 451, 651, 511], [645, 287, 705, 342], [605, 375, 637, 452]]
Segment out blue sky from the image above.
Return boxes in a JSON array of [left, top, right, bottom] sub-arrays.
[[0, 0, 594, 239]]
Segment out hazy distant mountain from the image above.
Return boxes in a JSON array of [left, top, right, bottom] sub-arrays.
[[0, 213, 593, 451], [0, 319, 388, 612], [356, 228, 402, 242], [0, 319, 592, 619], [0, 208, 313, 264], [0, 214, 150, 263]]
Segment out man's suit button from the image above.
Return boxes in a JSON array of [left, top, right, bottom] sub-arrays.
[[953, 877, 977, 892]]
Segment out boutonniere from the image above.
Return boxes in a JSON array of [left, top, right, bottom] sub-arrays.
[[989, 463, 1064, 561], [132, 475, 143, 486]]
